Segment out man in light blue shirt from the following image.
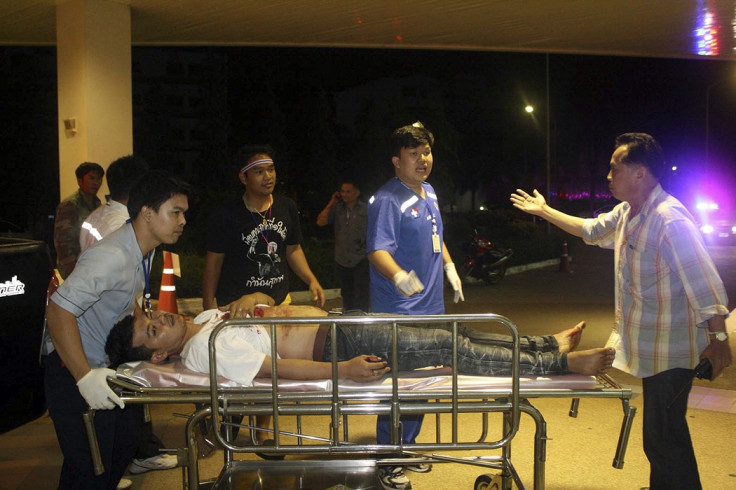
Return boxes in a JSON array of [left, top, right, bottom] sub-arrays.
[[44, 170, 190, 489]]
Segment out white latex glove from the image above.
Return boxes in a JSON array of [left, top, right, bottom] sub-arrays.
[[77, 368, 125, 410], [392, 270, 425, 297], [444, 262, 465, 303]]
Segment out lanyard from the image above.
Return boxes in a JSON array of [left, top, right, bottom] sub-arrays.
[[246, 194, 273, 246], [142, 251, 153, 317]]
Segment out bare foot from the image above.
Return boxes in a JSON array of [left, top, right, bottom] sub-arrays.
[[567, 347, 615, 375], [554, 321, 586, 353]]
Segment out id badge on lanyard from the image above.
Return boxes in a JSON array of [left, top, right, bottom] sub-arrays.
[[431, 215, 441, 253]]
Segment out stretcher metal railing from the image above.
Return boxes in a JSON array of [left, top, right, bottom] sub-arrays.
[[88, 313, 636, 489]]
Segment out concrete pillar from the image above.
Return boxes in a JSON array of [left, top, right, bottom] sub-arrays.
[[56, 0, 133, 201]]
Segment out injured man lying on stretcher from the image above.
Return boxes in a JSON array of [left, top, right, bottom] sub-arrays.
[[105, 304, 615, 385]]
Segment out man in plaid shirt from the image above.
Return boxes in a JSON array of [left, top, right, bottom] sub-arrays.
[[511, 132, 731, 490]]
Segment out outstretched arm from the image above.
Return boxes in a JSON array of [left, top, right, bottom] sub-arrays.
[[258, 354, 390, 382], [510, 188, 585, 238]]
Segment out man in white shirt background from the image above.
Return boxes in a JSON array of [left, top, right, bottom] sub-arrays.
[[80, 155, 150, 253]]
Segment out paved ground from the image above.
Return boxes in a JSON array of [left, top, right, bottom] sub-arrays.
[[3, 241, 734, 489], [444, 241, 736, 391]]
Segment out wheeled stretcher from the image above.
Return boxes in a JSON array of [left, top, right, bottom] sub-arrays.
[[93, 313, 636, 489]]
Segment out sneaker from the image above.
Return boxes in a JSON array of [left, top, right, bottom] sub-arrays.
[[116, 478, 133, 490], [378, 465, 412, 490], [129, 453, 178, 474], [404, 462, 432, 473]]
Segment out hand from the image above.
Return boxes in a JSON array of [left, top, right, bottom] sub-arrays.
[[342, 355, 390, 382], [77, 368, 124, 410], [332, 191, 342, 203], [443, 262, 465, 303], [700, 339, 732, 379], [392, 270, 424, 297], [510, 189, 547, 215], [309, 280, 325, 307], [227, 293, 276, 318]]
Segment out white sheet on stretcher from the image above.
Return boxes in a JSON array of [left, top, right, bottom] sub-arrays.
[[116, 359, 599, 392]]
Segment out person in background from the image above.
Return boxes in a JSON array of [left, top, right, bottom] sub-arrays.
[[43, 170, 190, 489], [78, 155, 178, 477], [316, 180, 370, 312], [79, 155, 149, 253], [366, 122, 464, 490], [54, 161, 104, 278], [511, 132, 731, 490]]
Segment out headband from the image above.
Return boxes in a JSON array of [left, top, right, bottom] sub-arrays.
[[240, 158, 273, 174]]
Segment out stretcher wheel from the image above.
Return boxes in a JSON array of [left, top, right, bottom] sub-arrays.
[[474, 473, 501, 490]]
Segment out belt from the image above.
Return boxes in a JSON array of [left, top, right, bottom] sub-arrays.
[[312, 324, 330, 362]]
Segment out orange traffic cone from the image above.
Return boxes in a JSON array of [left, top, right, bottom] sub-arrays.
[[158, 251, 178, 313], [559, 241, 571, 273]]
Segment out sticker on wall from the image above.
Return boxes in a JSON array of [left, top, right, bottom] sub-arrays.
[[0, 275, 25, 298]]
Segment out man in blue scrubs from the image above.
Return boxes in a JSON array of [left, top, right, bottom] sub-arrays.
[[367, 122, 464, 490]]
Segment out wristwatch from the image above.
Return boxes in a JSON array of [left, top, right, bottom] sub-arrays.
[[709, 331, 729, 341]]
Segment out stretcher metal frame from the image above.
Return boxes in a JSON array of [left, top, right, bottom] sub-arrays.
[[97, 313, 636, 489]]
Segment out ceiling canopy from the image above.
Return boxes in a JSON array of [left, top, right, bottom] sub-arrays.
[[2, 1, 735, 60]]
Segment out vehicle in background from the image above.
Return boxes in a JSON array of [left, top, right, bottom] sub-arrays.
[[457, 229, 513, 285], [695, 200, 736, 245]]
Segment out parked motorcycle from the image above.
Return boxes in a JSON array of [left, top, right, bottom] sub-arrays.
[[457, 229, 513, 285]]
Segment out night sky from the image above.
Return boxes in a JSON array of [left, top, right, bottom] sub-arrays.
[[1, 46, 734, 240]]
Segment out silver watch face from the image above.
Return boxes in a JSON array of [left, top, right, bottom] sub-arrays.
[[714, 332, 728, 341]]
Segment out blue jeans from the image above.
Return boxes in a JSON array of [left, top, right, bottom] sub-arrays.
[[324, 321, 566, 446], [325, 322, 566, 376]]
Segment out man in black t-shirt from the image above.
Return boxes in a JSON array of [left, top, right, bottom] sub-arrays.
[[203, 145, 325, 456], [203, 144, 325, 315]]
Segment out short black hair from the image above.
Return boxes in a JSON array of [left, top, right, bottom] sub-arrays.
[[233, 144, 275, 175], [614, 133, 666, 180], [127, 170, 191, 220], [75, 162, 104, 180], [105, 315, 156, 369], [106, 155, 150, 201], [390, 122, 435, 158]]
